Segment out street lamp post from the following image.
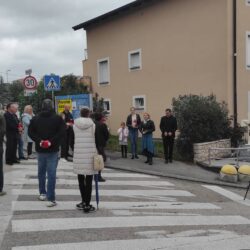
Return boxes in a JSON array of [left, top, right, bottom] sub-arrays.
[[6, 69, 11, 83]]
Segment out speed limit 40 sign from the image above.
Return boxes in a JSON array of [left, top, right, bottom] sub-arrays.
[[23, 75, 38, 90]]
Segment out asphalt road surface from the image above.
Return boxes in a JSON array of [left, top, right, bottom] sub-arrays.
[[1, 159, 250, 250]]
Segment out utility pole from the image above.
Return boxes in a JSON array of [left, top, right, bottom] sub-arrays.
[[6, 69, 11, 83]]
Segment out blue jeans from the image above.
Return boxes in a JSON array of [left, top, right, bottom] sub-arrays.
[[37, 152, 58, 202], [129, 128, 138, 156], [18, 136, 24, 159]]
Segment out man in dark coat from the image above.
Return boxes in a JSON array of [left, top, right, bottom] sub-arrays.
[[160, 108, 177, 163], [0, 103, 6, 196], [4, 103, 20, 165], [28, 99, 65, 207], [61, 104, 74, 161], [95, 113, 109, 182]]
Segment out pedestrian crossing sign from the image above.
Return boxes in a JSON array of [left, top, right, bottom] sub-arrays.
[[44, 75, 61, 91]]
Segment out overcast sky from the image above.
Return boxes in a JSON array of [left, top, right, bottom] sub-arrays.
[[0, 0, 133, 83]]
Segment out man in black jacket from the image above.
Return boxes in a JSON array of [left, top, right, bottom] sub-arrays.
[[4, 103, 20, 165], [160, 109, 177, 163], [0, 103, 6, 196], [28, 99, 65, 207], [61, 104, 74, 161], [95, 113, 109, 182]]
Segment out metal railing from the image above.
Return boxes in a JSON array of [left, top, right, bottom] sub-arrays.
[[208, 145, 250, 167]]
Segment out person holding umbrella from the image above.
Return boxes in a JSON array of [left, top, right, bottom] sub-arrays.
[[73, 107, 97, 213]]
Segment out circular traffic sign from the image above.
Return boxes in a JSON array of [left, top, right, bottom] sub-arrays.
[[23, 75, 38, 90]]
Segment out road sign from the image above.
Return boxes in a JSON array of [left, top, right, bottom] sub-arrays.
[[44, 75, 61, 91], [23, 75, 38, 90], [24, 89, 37, 96], [25, 69, 32, 75]]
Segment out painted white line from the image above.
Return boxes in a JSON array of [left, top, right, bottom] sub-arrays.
[[12, 215, 250, 233], [11, 233, 250, 250], [203, 185, 250, 206], [24, 171, 159, 178], [12, 201, 220, 211], [12, 189, 188, 197], [14, 179, 176, 187]]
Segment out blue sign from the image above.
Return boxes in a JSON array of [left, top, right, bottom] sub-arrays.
[[44, 75, 61, 91], [55, 94, 93, 119]]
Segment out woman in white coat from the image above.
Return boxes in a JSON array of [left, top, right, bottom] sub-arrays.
[[73, 107, 97, 213]]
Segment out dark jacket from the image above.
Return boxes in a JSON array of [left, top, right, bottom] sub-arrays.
[[95, 121, 109, 148], [126, 114, 141, 129], [0, 111, 6, 142], [160, 115, 177, 138], [62, 110, 73, 123], [139, 120, 155, 135], [28, 110, 65, 153], [4, 111, 19, 136]]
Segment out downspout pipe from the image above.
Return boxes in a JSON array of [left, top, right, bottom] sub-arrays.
[[233, 0, 237, 128]]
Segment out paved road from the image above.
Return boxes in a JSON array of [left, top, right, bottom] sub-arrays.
[[1, 159, 250, 250]]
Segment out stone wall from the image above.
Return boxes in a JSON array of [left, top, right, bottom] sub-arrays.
[[193, 139, 231, 163]]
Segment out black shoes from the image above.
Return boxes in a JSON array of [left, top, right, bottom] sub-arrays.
[[169, 159, 173, 163], [165, 159, 168, 164], [83, 204, 96, 213], [98, 176, 106, 182], [131, 155, 139, 159], [19, 157, 27, 160], [76, 202, 85, 210]]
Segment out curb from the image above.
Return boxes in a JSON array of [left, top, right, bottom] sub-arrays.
[[106, 164, 248, 190]]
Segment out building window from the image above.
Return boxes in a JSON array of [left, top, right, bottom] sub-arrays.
[[133, 95, 146, 111], [103, 99, 111, 115], [247, 33, 250, 69], [97, 58, 110, 85], [128, 49, 142, 71]]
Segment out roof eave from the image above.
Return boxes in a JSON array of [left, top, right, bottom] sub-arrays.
[[72, 0, 150, 31]]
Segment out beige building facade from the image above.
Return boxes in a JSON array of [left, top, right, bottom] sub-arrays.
[[73, 0, 250, 137]]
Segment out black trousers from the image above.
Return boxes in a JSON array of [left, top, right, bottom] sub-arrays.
[[0, 141, 3, 192], [121, 145, 127, 157], [77, 175, 93, 206], [27, 142, 33, 156], [162, 136, 174, 160], [5, 133, 18, 164], [61, 128, 74, 158]]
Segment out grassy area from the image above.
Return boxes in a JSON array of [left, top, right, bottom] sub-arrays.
[[106, 135, 185, 161]]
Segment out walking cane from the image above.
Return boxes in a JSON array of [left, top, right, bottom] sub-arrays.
[[244, 181, 250, 200]]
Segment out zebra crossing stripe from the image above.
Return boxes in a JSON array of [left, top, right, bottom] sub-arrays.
[[11, 234, 250, 250], [12, 201, 220, 211], [24, 171, 159, 178], [12, 179, 178, 187], [203, 185, 250, 206], [12, 189, 190, 197], [12, 215, 250, 233]]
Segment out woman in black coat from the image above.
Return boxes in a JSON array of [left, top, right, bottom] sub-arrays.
[[139, 113, 155, 165]]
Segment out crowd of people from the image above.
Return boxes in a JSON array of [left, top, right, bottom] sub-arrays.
[[0, 99, 177, 213]]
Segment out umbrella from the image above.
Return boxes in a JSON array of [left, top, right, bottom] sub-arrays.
[[94, 174, 100, 209]]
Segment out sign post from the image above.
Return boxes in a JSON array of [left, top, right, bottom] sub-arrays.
[[44, 74, 61, 107], [23, 75, 38, 96]]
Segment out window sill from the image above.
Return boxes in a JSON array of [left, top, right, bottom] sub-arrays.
[[130, 66, 141, 71], [99, 81, 110, 85]]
